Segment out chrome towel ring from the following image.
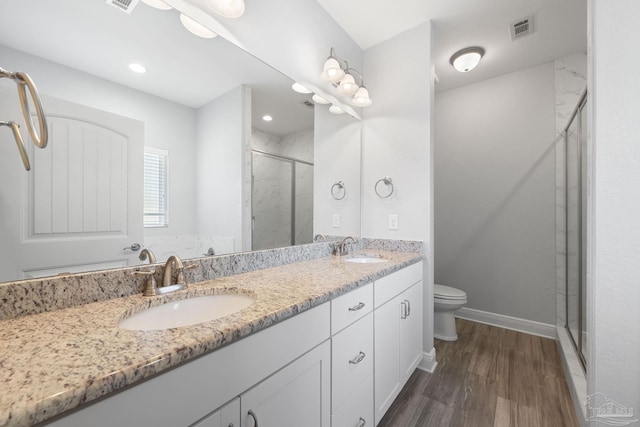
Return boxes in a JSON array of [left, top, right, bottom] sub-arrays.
[[1, 66, 48, 170], [331, 180, 346, 200], [375, 176, 394, 198]]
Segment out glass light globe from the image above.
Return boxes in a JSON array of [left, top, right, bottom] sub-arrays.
[[312, 94, 330, 104], [338, 73, 359, 96], [352, 87, 372, 107], [180, 14, 218, 38], [329, 105, 345, 115], [207, 0, 245, 18], [322, 57, 345, 83], [141, 0, 172, 10]]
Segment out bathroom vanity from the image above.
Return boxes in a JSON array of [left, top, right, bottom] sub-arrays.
[[0, 247, 424, 427]]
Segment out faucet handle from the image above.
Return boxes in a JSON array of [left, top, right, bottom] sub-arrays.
[[130, 270, 159, 296]]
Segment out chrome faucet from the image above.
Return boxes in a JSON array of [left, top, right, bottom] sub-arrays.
[[314, 234, 327, 242], [138, 248, 157, 264], [335, 236, 357, 256]]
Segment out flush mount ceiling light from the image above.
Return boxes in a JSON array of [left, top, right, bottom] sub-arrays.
[[450, 47, 485, 73], [292, 82, 312, 94], [262, 115, 273, 122], [128, 63, 147, 74], [141, 0, 172, 10], [206, 0, 245, 18], [180, 13, 218, 38]]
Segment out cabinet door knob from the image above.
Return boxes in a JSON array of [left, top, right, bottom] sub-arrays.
[[349, 302, 366, 311], [349, 351, 366, 365], [247, 410, 259, 427], [356, 417, 367, 427]]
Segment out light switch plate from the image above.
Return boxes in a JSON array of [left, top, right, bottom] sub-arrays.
[[332, 214, 340, 228], [388, 214, 399, 230]]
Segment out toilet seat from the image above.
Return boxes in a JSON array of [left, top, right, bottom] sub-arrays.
[[434, 284, 466, 300]]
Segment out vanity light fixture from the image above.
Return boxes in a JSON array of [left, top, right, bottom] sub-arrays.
[[128, 63, 147, 74], [292, 82, 312, 94], [141, 0, 172, 10], [450, 47, 485, 73], [262, 115, 273, 122], [180, 13, 218, 38], [321, 48, 372, 108], [206, 0, 245, 18]]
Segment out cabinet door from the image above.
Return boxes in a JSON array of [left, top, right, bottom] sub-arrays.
[[374, 293, 403, 424], [399, 281, 423, 384], [241, 341, 330, 427], [374, 281, 423, 425], [191, 398, 240, 427]]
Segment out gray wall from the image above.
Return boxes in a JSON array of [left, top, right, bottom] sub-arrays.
[[434, 62, 557, 324]]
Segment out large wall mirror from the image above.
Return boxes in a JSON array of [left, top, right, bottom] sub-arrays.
[[0, 0, 361, 283]]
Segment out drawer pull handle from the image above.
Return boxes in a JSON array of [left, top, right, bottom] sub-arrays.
[[401, 301, 407, 319], [349, 302, 366, 311], [356, 417, 366, 427], [349, 351, 366, 365], [247, 410, 259, 427]]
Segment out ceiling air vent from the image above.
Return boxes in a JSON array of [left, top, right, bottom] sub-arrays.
[[510, 15, 534, 41], [105, 0, 140, 14]]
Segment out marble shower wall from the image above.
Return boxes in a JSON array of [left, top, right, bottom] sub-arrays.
[[251, 128, 314, 250], [555, 52, 587, 327]]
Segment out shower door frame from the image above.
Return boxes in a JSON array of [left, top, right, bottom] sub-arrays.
[[250, 149, 314, 250], [564, 89, 588, 371]]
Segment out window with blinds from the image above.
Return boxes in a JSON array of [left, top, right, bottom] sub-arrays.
[[144, 146, 168, 227]]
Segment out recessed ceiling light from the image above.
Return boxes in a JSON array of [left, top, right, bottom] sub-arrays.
[[141, 0, 172, 10], [128, 63, 147, 74], [262, 115, 273, 122], [292, 82, 312, 94], [180, 13, 218, 39]]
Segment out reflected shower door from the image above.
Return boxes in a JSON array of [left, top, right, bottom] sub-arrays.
[[252, 152, 293, 251], [294, 162, 313, 245]]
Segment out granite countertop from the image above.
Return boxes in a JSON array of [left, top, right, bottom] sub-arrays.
[[0, 250, 422, 427]]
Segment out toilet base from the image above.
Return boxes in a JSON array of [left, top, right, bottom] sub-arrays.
[[434, 310, 459, 341]]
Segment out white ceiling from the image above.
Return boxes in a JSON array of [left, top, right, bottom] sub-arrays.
[[317, 0, 587, 92], [0, 0, 314, 136]]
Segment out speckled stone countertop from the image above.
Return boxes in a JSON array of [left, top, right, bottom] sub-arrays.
[[0, 250, 422, 427]]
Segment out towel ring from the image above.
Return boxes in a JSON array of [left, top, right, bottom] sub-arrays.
[[375, 176, 394, 198], [331, 181, 346, 200]]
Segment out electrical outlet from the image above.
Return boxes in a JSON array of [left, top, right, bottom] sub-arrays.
[[332, 214, 340, 228], [388, 214, 399, 230]]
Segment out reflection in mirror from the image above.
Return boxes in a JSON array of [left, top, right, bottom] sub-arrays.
[[0, 0, 360, 284]]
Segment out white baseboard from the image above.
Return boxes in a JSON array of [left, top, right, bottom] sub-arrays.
[[455, 307, 557, 339], [417, 347, 437, 373], [556, 327, 588, 426]]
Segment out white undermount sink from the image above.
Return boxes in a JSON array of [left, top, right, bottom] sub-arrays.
[[344, 254, 389, 264], [119, 294, 255, 331]]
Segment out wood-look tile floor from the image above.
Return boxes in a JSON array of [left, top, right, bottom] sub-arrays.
[[378, 319, 579, 427]]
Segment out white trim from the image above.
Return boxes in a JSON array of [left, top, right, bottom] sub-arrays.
[[556, 327, 587, 426], [417, 347, 437, 373], [455, 307, 557, 339]]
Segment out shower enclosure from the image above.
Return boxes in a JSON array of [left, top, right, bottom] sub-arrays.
[[251, 150, 314, 250], [564, 90, 588, 369]]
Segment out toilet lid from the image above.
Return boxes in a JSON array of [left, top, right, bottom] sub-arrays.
[[434, 284, 467, 300]]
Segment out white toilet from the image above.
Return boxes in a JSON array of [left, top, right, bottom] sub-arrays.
[[434, 284, 467, 341]]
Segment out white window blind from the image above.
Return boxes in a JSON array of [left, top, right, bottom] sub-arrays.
[[144, 147, 168, 227]]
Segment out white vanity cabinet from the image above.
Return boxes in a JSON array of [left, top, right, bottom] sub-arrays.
[[240, 341, 331, 427], [330, 283, 374, 427], [373, 262, 424, 425], [191, 398, 240, 427]]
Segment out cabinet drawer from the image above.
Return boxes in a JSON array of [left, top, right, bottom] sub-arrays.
[[332, 374, 373, 427], [374, 261, 423, 308], [331, 282, 373, 334], [332, 313, 373, 409]]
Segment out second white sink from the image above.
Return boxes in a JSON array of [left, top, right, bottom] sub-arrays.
[[120, 294, 255, 331], [344, 254, 389, 264]]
